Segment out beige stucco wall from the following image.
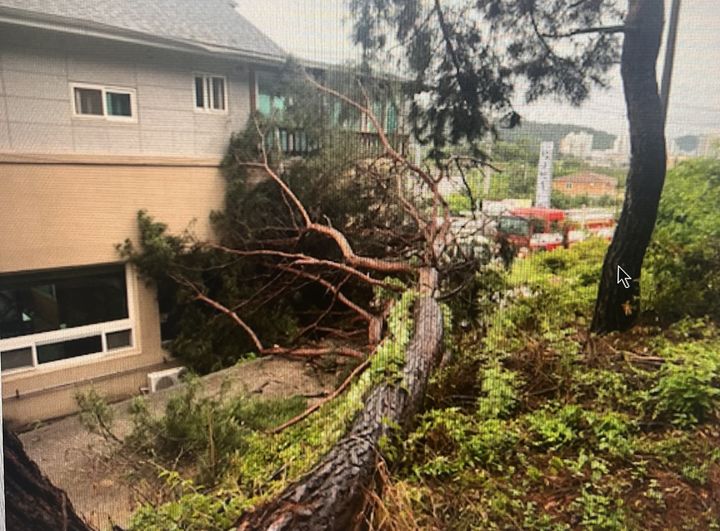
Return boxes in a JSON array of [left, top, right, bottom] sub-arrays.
[[0, 157, 226, 427], [0, 157, 225, 271]]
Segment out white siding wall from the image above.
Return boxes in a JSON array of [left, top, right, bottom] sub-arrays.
[[0, 24, 253, 157]]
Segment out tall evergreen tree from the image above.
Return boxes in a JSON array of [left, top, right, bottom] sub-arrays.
[[350, 0, 668, 332]]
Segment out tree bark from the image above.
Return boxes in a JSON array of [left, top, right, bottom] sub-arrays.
[[236, 277, 443, 530], [4, 424, 94, 531], [591, 0, 666, 333]]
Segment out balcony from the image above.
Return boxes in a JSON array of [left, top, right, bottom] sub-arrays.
[[266, 128, 409, 158]]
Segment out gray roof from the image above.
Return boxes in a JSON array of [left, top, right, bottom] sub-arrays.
[[0, 0, 286, 61]]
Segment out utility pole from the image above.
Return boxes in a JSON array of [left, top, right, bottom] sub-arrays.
[[660, 0, 681, 125]]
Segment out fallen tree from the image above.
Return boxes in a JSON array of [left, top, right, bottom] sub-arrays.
[[4, 425, 93, 530], [237, 270, 443, 530], [119, 68, 489, 529]]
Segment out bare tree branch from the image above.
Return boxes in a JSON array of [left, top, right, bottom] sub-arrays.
[[541, 25, 627, 39], [268, 355, 372, 434], [206, 243, 405, 290]]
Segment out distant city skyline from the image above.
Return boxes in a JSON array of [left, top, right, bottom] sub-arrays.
[[236, 0, 720, 139]]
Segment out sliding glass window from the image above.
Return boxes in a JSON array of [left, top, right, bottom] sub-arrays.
[[0, 264, 133, 371]]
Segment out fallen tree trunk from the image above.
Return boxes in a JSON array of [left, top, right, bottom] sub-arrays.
[[237, 274, 444, 530], [4, 424, 94, 531]]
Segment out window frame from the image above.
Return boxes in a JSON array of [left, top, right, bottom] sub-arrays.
[[193, 73, 228, 114], [69, 82, 137, 123], [0, 264, 137, 375]]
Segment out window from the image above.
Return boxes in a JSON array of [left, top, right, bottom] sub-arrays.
[[74, 88, 103, 115], [498, 216, 530, 236], [194, 74, 227, 112], [71, 83, 136, 120], [256, 72, 285, 116], [106, 91, 132, 117], [566, 183, 573, 189], [0, 264, 134, 372], [385, 103, 398, 133]]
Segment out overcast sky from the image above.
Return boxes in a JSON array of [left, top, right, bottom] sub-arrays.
[[236, 0, 720, 139]]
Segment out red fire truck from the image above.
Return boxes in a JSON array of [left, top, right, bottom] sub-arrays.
[[496, 207, 615, 254]]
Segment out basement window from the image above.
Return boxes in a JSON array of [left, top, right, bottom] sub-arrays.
[[0, 264, 135, 373]]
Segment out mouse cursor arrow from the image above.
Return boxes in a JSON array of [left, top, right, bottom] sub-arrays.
[[617, 265, 632, 289]]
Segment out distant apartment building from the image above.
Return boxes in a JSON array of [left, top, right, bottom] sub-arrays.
[[559, 131, 594, 159], [0, 0, 403, 427], [697, 133, 720, 158], [566, 130, 629, 168], [553, 172, 618, 198]]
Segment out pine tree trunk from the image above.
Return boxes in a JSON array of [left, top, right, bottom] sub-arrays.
[[4, 425, 94, 531], [591, 0, 666, 333], [236, 283, 444, 530]]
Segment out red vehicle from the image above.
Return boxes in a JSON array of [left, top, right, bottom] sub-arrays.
[[496, 207, 615, 254]]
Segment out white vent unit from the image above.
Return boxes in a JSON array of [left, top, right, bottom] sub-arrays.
[[147, 367, 187, 393]]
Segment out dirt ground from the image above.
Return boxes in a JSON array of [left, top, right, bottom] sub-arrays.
[[19, 356, 340, 530]]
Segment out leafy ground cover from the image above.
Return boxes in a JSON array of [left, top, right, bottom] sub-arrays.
[[376, 238, 720, 530]]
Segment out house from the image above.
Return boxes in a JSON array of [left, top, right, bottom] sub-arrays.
[[552, 172, 618, 198], [0, 0, 404, 427]]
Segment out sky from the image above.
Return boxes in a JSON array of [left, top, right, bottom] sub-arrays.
[[236, 0, 720, 139]]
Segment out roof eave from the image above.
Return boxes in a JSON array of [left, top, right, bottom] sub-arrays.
[[0, 6, 287, 65]]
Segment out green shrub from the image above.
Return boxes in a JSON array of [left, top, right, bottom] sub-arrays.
[[571, 487, 627, 530], [463, 419, 520, 469], [129, 470, 250, 531], [584, 411, 635, 458], [651, 341, 720, 428], [643, 159, 720, 323], [74, 388, 119, 442], [402, 409, 519, 477], [527, 404, 582, 450], [126, 376, 306, 484], [477, 363, 522, 419]]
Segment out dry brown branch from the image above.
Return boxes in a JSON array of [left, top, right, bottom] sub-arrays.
[[291, 275, 351, 342], [303, 72, 453, 267], [206, 243, 403, 291], [181, 275, 366, 359], [315, 326, 366, 339], [276, 264, 374, 323], [241, 160, 413, 275], [192, 290, 265, 353]]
